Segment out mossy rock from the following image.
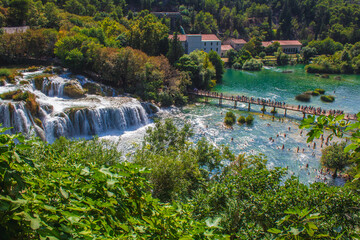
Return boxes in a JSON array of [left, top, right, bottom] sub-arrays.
[[295, 93, 311, 102], [83, 82, 102, 95], [64, 107, 87, 119], [311, 91, 320, 96], [0, 79, 5, 86], [6, 74, 16, 83], [63, 81, 86, 98], [27, 66, 39, 72], [304, 91, 313, 95], [320, 95, 335, 102], [237, 116, 246, 124], [314, 88, 325, 94], [43, 67, 53, 73], [19, 80, 30, 85], [321, 74, 330, 78], [315, 73, 321, 77], [0, 90, 24, 100], [34, 118, 44, 130]]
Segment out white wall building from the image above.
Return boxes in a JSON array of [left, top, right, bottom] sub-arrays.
[[169, 34, 221, 55]]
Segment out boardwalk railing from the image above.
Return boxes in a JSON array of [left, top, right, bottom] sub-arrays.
[[189, 90, 357, 121]]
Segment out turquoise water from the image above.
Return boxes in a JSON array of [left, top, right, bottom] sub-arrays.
[[171, 66, 360, 185]]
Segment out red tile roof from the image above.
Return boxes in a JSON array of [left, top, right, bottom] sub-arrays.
[[168, 34, 187, 41], [231, 38, 247, 44], [262, 40, 302, 47], [168, 34, 220, 41], [221, 45, 233, 51]]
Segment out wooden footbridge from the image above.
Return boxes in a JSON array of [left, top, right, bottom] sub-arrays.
[[189, 90, 358, 121]]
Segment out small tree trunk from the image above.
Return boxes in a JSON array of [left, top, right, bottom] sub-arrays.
[[332, 168, 338, 178]]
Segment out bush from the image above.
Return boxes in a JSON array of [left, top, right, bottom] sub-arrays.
[[270, 109, 277, 114], [224, 111, 236, 126], [259, 52, 266, 58], [320, 95, 335, 102], [311, 91, 320, 96], [0, 68, 11, 77], [295, 93, 311, 102], [314, 88, 325, 94], [237, 116, 246, 124], [305, 64, 340, 74], [245, 115, 254, 124], [242, 58, 263, 71]]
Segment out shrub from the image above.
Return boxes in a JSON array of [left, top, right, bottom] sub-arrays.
[[224, 111, 236, 126], [83, 82, 102, 95], [270, 109, 277, 114], [245, 115, 254, 124], [237, 116, 246, 124], [0, 68, 11, 77], [242, 58, 263, 71], [314, 88, 325, 94], [295, 93, 311, 102], [320, 95, 335, 102], [259, 52, 266, 58]]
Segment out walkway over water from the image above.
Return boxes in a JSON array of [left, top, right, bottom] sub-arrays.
[[189, 90, 357, 121]]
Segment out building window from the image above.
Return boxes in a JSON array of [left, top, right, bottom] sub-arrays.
[[211, 42, 213, 46], [204, 42, 206, 46], [217, 42, 219, 45], [216, 48, 218, 52], [211, 48, 212, 51], [204, 48, 206, 51]]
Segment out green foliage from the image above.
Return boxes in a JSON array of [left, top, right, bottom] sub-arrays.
[[237, 116, 246, 124], [224, 111, 236, 126], [300, 113, 360, 185], [308, 38, 343, 55], [245, 114, 254, 124], [320, 95, 335, 103], [314, 88, 325, 94], [0, 69, 11, 77], [176, 50, 216, 90], [242, 58, 263, 71], [268, 208, 332, 239], [311, 91, 320, 96], [321, 142, 351, 177]]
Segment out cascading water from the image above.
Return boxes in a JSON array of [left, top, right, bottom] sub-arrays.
[[0, 68, 156, 143]]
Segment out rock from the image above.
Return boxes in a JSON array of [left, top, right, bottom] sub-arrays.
[[83, 82, 102, 95], [334, 76, 342, 80], [63, 80, 86, 98], [321, 74, 330, 78]]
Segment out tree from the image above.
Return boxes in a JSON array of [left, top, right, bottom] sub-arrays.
[[208, 50, 224, 83], [192, 11, 218, 34], [8, 0, 30, 26], [301, 46, 316, 63], [300, 113, 360, 186], [321, 142, 351, 178], [167, 32, 184, 65]]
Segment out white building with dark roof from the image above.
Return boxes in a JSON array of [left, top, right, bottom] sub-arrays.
[[169, 34, 221, 55], [262, 40, 302, 54]]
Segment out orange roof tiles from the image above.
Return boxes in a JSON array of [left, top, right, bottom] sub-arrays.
[[231, 38, 247, 44], [221, 45, 233, 51], [168, 34, 220, 41]]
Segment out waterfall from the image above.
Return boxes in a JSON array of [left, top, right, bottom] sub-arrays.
[[0, 69, 157, 143], [0, 100, 151, 143]]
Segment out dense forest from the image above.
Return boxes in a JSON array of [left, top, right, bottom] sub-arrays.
[[1, 115, 360, 239]]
